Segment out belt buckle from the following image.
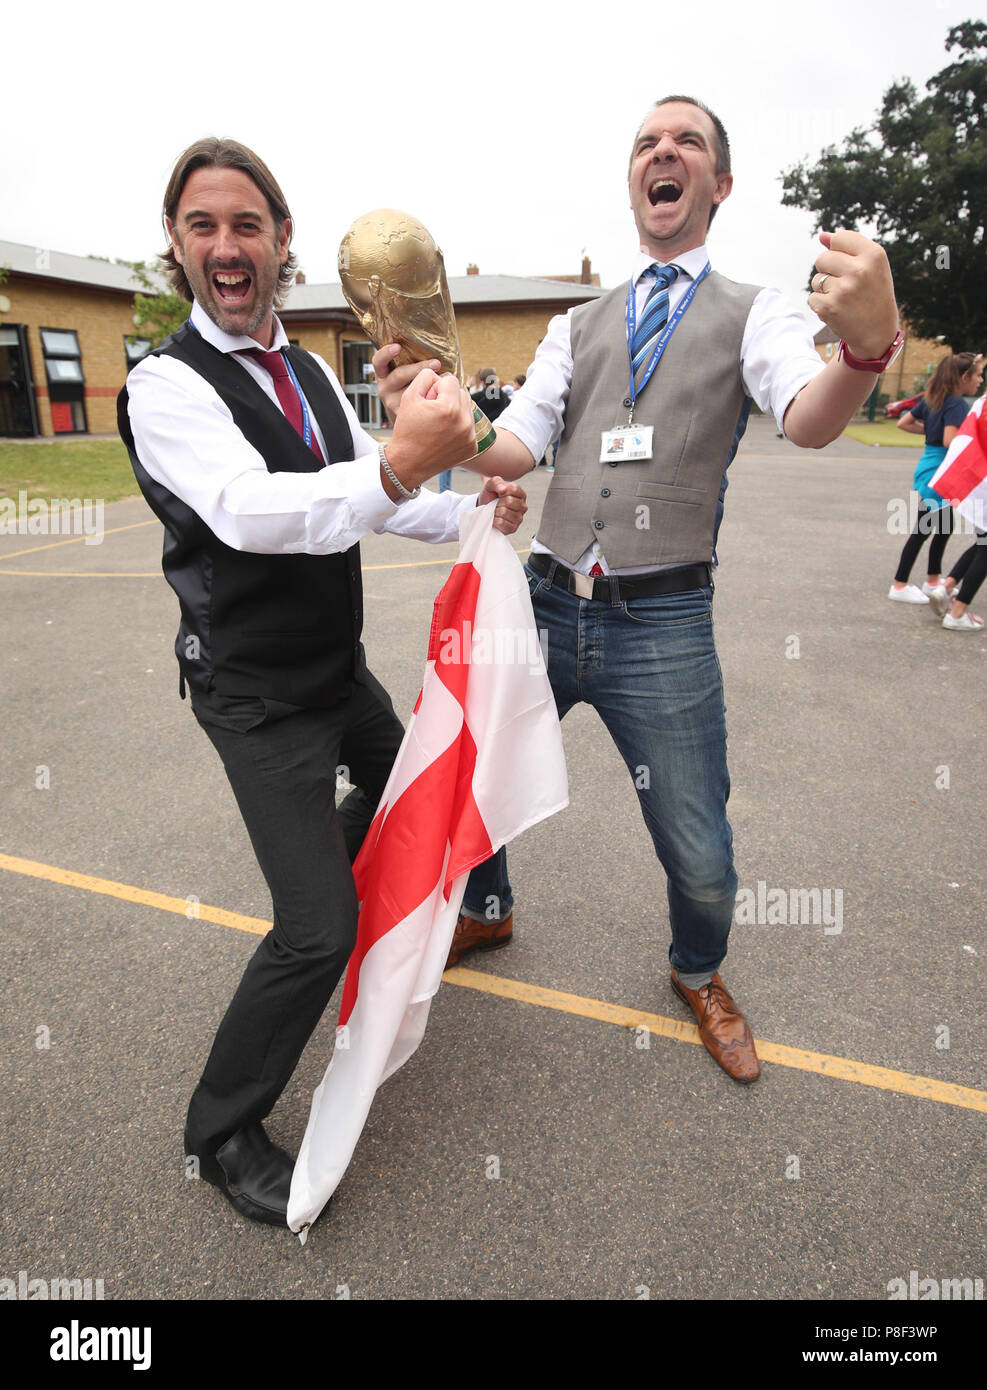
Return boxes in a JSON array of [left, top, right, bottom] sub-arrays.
[[572, 571, 595, 599]]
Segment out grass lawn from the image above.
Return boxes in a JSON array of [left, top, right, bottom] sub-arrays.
[[0, 439, 139, 503], [843, 420, 923, 448], [1, 418, 919, 502]]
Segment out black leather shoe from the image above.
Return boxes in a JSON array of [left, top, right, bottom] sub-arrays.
[[184, 1123, 294, 1226]]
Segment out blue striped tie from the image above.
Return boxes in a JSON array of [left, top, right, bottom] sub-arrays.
[[631, 263, 681, 394]]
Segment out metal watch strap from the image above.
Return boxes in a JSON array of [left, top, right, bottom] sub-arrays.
[[377, 441, 420, 501]]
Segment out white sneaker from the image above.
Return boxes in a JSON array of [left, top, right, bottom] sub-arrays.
[[942, 611, 984, 630], [927, 585, 951, 618], [922, 581, 942, 596], [888, 584, 929, 604]]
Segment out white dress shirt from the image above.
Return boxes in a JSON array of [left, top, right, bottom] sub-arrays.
[[125, 300, 476, 555], [497, 245, 826, 575]]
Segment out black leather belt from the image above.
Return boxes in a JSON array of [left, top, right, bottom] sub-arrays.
[[528, 552, 711, 601]]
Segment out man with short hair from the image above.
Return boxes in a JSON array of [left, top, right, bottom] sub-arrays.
[[119, 137, 527, 1224], [376, 95, 901, 1084], [471, 367, 513, 424]]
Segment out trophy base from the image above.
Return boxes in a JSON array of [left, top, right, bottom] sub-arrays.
[[473, 404, 496, 456]]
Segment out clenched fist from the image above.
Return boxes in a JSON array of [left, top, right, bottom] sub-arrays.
[[808, 229, 899, 360], [477, 477, 528, 536], [384, 369, 477, 495]]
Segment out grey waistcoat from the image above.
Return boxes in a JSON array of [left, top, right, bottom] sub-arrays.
[[537, 269, 761, 568]]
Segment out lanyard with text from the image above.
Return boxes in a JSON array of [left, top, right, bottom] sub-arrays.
[[280, 352, 314, 451], [624, 261, 711, 424]]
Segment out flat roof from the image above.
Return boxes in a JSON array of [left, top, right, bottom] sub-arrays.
[[0, 239, 168, 294], [283, 273, 604, 315]]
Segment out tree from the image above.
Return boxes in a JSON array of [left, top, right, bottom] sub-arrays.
[[120, 259, 189, 348], [781, 21, 987, 349]]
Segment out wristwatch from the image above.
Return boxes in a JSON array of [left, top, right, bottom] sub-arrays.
[[837, 329, 905, 373], [377, 441, 420, 501]]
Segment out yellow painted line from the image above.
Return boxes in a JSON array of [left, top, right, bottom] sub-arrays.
[[444, 968, 987, 1114], [0, 853, 269, 936], [5, 850, 981, 1114], [0, 520, 157, 560], [0, 570, 159, 578]]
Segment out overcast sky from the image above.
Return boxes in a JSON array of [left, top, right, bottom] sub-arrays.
[[3, 0, 976, 320]]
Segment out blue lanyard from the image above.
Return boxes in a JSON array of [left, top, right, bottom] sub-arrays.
[[186, 317, 314, 450], [281, 352, 313, 450], [625, 261, 711, 416]]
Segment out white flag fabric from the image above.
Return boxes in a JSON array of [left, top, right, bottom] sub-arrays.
[[288, 503, 568, 1238], [929, 396, 987, 531]]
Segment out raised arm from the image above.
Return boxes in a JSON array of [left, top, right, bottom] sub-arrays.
[[783, 230, 900, 449]]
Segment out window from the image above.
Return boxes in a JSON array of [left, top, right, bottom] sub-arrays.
[[40, 326, 87, 433], [41, 329, 82, 357]]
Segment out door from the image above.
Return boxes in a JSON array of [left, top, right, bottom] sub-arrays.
[[0, 325, 41, 437], [342, 340, 382, 429]]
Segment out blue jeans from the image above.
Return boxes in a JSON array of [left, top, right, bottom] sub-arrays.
[[438, 470, 453, 493], [463, 564, 737, 977]]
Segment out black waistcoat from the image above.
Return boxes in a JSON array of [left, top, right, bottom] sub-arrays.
[[118, 322, 363, 707]]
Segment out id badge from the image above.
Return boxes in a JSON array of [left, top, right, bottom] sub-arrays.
[[600, 425, 654, 463]]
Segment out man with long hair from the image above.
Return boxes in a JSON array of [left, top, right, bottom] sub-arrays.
[[119, 137, 527, 1225]]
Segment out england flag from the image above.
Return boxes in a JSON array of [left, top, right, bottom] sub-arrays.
[[930, 396, 987, 531], [288, 502, 568, 1238]]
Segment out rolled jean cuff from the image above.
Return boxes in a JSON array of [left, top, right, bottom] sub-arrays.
[[675, 970, 715, 991]]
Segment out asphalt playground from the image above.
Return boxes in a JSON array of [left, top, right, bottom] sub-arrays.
[[1, 416, 984, 1319]]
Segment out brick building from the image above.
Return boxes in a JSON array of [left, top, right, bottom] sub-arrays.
[[0, 238, 603, 438], [0, 242, 156, 436], [1, 233, 954, 439]]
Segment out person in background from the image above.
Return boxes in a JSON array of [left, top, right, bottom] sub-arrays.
[[888, 352, 982, 605], [928, 534, 987, 630], [471, 367, 513, 424], [926, 354, 986, 631]]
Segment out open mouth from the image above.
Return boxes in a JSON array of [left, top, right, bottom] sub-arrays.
[[213, 271, 252, 304], [648, 178, 682, 206]]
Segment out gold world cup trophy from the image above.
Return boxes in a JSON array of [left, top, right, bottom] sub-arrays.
[[338, 210, 495, 459]]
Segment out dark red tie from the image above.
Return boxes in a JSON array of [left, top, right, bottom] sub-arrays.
[[246, 348, 325, 464]]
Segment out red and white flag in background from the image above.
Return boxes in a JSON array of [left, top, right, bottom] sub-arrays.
[[288, 503, 568, 1238], [930, 396, 987, 531]]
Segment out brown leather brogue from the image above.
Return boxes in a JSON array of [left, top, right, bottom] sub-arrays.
[[444, 911, 513, 969], [670, 970, 761, 1084]]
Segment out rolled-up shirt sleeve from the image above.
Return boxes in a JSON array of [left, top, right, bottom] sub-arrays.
[[490, 309, 573, 463], [127, 353, 473, 553], [741, 288, 827, 433]]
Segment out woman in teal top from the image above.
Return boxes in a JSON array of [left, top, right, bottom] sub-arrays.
[[888, 352, 982, 604]]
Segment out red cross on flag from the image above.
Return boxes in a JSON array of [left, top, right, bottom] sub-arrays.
[[930, 396, 987, 530], [288, 503, 568, 1238]]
